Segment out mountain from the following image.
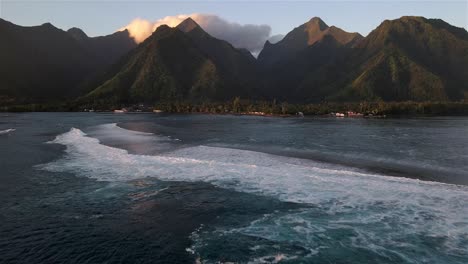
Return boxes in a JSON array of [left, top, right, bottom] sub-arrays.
[[0, 19, 135, 105], [0, 19, 93, 104], [257, 17, 363, 100], [84, 18, 258, 105], [257, 16, 468, 102], [257, 17, 363, 67], [176, 18, 258, 94], [1, 16, 467, 106], [320, 16, 468, 101], [67, 27, 137, 67], [177, 18, 257, 69]]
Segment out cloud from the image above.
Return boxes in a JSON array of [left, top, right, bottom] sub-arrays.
[[268, 34, 285, 44], [119, 14, 272, 53], [119, 18, 155, 44], [193, 14, 271, 53]]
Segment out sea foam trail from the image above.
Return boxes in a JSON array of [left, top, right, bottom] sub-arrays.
[[39, 126, 468, 261], [40, 126, 468, 204], [0, 128, 15, 135]]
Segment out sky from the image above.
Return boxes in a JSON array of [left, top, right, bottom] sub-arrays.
[[1, 0, 467, 53]]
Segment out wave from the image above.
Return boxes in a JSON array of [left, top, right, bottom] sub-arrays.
[[84, 123, 177, 155], [208, 142, 468, 184], [0, 128, 15, 135], [39, 125, 468, 200], [39, 125, 468, 262], [97, 123, 153, 135]]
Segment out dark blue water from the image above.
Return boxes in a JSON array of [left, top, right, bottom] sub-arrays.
[[1, 113, 467, 263]]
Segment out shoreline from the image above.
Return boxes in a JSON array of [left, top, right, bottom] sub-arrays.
[[3, 110, 468, 119], [3, 101, 468, 117]]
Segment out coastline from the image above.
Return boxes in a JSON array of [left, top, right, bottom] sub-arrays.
[[2, 101, 468, 117]]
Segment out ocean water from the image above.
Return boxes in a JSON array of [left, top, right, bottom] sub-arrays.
[[0, 113, 467, 263]]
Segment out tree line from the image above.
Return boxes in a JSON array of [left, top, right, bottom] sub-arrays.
[[3, 98, 468, 116]]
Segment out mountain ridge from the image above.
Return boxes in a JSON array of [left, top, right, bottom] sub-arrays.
[[301, 16, 468, 102], [83, 18, 259, 105], [257, 16, 363, 66], [0, 19, 136, 104], [1, 16, 467, 106]]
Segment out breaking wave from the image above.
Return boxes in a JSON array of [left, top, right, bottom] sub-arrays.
[[0, 128, 15, 135], [39, 125, 468, 263]]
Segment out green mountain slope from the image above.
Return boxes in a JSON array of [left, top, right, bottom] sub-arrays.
[[1, 16, 467, 106], [263, 16, 468, 102], [176, 18, 258, 95], [85, 18, 258, 105], [327, 16, 468, 101]]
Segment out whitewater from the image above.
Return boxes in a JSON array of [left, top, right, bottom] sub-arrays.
[[38, 123, 468, 263], [0, 128, 15, 135]]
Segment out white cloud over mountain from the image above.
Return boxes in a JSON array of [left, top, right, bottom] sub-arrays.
[[119, 14, 274, 53]]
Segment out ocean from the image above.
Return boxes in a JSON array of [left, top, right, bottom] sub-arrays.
[[0, 113, 467, 263]]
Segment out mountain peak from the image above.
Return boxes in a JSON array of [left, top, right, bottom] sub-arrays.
[[301, 17, 330, 45], [305, 17, 328, 31], [40, 22, 57, 29], [176, 17, 201, 33], [258, 16, 361, 65], [67, 27, 88, 41]]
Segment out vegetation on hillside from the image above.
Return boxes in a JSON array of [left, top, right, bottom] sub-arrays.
[[258, 16, 468, 103], [4, 98, 468, 117], [1, 16, 467, 112]]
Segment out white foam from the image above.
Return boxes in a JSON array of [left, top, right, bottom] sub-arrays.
[[0, 128, 15, 135], [85, 123, 156, 143], [40, 126, 468, 200], [39, 126, 468, 261], [84, 123, 176, 155]]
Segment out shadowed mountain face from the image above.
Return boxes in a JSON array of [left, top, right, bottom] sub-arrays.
[[0, 19, 135, 104], [176, 17, 200, 33], [257, 17, 363, 67], [258, 16, 468, 102], [176, 18, 258, 92], [85, 18, 259, 105], [176, 18, 257, 74], [0, 19, 93, 104], [257, 17, 364, 100], [319, 16, 468, 102], [67, 27, 137, 67]]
